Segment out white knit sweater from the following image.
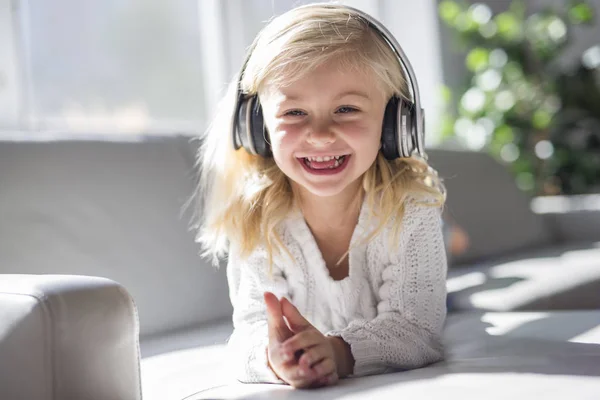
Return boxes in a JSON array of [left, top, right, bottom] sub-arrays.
[[226, 197, 448, 383]]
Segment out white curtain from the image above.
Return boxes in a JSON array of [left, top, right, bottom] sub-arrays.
[[0, 0, 20, 130]]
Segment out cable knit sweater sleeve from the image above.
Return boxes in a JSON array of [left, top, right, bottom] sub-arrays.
[[326, 201, 448, 377], [226, 244, 288, 384]]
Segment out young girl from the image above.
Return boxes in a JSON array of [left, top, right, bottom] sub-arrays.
[[196, 3, 447, 389]]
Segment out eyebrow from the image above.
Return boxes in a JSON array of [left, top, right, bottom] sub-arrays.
[[281, 90, 372, 102], [334, 90, 371, 100]]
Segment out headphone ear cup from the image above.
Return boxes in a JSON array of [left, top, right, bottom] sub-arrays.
[[249, 98, 272, 157], [235, 96, 251, 152], [235, 95, 272, 157], [398, 100, 417, 158], [398, 102, 418, 158], [381, 96, 399, 160]]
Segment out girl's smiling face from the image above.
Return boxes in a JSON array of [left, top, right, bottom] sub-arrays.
[[259, 61, 388, 199]]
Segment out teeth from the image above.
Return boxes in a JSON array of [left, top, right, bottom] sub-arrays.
[[306, 155, 345, 162], [303, 155, 346, 169]]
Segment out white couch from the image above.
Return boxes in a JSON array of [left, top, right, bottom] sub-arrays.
[[1, 138, 599, 399]]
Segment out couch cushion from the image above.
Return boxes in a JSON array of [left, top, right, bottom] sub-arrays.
[[140, 318, 233, 400], [140, 311, 600, 400], [0, 138, 230, 337], [447, 241, 600, 311], [427, 149, 553, 266]]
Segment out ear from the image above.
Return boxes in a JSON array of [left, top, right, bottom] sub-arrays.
[[280, 297, 312, 333]]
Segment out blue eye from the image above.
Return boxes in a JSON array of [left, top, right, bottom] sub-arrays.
[[284, 109, 306, 116], [336, 106, 358, 114]]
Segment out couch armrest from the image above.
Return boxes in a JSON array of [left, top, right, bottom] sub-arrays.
[[0, 275, 142, 400], [532, 194, 600, 243]]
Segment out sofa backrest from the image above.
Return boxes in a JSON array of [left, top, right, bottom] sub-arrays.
[[427, 149, 553, 265], [0, 137, 231, 338], [0, 139, 554, 338]]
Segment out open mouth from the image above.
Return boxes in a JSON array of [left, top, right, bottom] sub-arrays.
[[297, 154, 351, 175]]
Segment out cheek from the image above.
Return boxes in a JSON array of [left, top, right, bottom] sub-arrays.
[[268, 129, 301, 171], [269, 125, 304, 156], [340, 120, 382, 147]]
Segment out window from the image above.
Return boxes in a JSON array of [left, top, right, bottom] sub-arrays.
[[3, 0, 206, 138], [1, 0, 444, 143]]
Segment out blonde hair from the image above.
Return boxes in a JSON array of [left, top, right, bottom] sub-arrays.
[[195, 3, 445, 268]]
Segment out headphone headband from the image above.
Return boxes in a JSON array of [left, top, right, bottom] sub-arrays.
[[340, 5, 425, 157], [232, 3, 425, 159]]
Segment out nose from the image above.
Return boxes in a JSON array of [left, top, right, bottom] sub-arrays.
[[306, 121, 336, 147]]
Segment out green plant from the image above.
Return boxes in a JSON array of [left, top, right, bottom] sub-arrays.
[[438, 0, 600, 195]]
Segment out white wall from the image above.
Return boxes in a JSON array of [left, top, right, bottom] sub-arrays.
[[378, 0, 445, 146], [201, 0, 445, 145]]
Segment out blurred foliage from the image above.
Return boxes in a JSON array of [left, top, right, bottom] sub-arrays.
[[438, 0, 600, 195]]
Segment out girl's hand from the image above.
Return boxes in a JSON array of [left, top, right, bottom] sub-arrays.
[[280, 296, 339, 387], [264, 292, 296, 384], [264, 292, 339, 388]]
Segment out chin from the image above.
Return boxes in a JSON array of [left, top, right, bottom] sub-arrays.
[[279, 156, 370, 199], [300, 184, 350, 198], [291, 175, 363, 199]]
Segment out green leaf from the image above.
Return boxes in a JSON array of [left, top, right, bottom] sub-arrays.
[[568, 2, 594, 24], [466, 48, 489, 72], [516, 172, 535, 192], [495, 11, 523, 41], [439, 1, 462, 23], [532, 109, 552, 129], [454, 12, 479, 32], [494, 124, 514, 144]]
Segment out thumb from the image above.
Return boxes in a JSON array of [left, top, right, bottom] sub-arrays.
[[281, 297, 312, 333], [264, 292, 292, 342]]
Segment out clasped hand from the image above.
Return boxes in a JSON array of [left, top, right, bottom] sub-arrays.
[[264, 291, 339, 388]]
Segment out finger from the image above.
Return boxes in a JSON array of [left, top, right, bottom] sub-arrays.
[[311, 357, 336, 380], [281, 297, 312, 333], [288, 376, 314, 389], [288, 360, 336, 389], [264, 292, 292, 342], [285, 362, 318, 388], [268, 342, 295, 369], [298, 344, 327, 369], [282, 330, 322, 358], [264, 291, 280, 319], [315, 371, 339, 387]]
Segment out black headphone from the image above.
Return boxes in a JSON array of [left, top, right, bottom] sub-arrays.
[[232, 4, 426, 161]]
